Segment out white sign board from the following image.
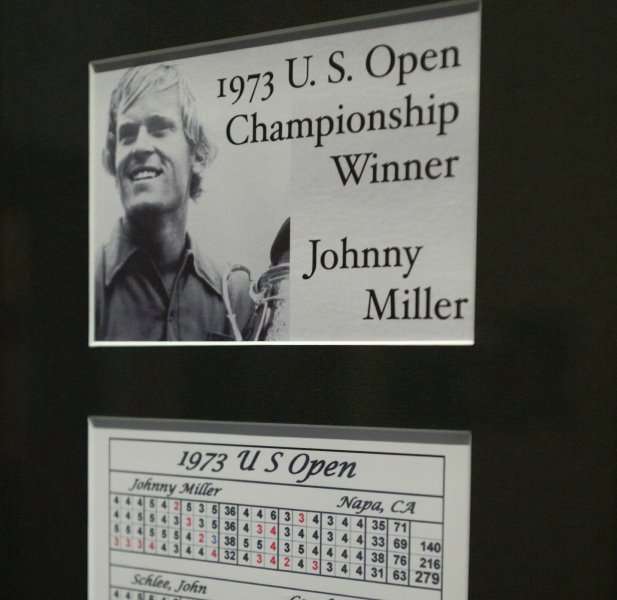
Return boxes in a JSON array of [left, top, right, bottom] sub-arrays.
[[90, 1, 480, 345], [89, 419, 471, 600]]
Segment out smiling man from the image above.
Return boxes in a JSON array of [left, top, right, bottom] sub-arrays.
[[95, 64, 253, 341]]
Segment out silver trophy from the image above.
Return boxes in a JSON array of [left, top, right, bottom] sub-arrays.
[[223, 218, 290, 341]]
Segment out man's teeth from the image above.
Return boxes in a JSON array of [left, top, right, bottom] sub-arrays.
[[131, 168, 160, 181]]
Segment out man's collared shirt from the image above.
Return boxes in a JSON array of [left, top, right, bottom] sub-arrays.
[[95, 221, 253, 341]]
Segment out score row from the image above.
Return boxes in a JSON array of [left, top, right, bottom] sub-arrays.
[[110, 494, 442, 589]]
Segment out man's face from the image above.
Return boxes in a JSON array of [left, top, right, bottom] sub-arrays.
[[114, 86, 195, 220]]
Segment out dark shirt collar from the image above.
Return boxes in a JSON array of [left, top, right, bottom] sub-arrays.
[[103, 219, 223, 296]]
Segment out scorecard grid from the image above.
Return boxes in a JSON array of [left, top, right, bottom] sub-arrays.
[[107, 437, 445, 599]]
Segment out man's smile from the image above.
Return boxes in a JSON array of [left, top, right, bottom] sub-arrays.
[[127, 166, 164, 181]]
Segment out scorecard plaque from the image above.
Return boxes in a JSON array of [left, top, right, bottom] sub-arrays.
[[89, 419, 471, 600]]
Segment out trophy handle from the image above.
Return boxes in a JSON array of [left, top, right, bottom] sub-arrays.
[[222, 264, 251, 341]]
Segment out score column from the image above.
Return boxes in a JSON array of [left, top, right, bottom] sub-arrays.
[[220, 503, 238, 564], [411, 522, 443, 590]]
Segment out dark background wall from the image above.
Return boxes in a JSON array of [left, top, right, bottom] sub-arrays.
[[1, 1, 614, 598]]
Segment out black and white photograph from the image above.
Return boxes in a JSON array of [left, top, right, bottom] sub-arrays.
[[91, 62, 290, 343]]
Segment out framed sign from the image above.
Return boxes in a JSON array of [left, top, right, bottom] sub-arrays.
[[5, 0, 616, 598], [89, 0, 481, 346], [89, 418, 471, 600]]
